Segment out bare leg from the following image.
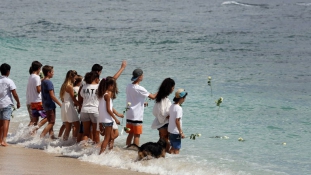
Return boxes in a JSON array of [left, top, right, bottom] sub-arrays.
[[133, 134, 140, 146], [63, 122, 71, 141], [126, 133, 134, 146], [40, 123, 54, 138], [81, 121, 91, 141], [37, 118, 48, 128], [159, 128, 170, 152], [58, 124, 66, 138], [99, 126, 112, 154], [0, 120, 10, 146], [72, 121, 80, 139], [77, 122, 83, 142], [109, 129, 119, 150], [92, 123, 99, 143]]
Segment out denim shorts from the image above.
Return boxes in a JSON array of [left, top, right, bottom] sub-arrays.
[[0, 106, 12, 120], [100, 122, 113, 127], [169, 133, 181, 149]]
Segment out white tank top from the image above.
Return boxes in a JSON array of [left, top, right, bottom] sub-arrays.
[[98, 93, 113, 123]]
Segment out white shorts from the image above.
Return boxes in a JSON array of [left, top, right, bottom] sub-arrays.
[[80, 112, 98, 123]]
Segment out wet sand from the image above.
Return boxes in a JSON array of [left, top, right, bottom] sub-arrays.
[[0, 123, 149, 175]]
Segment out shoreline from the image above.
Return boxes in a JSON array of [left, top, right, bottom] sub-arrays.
[[0, 122, 150, 175]]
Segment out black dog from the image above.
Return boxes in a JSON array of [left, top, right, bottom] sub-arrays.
[[127, 139, 167, 160]]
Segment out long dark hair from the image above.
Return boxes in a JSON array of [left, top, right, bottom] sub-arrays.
[[155, 78, 175, 103], [97, 76, 118, 99]]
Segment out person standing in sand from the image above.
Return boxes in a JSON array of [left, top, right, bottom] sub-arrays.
[[40, 65, 62, 139], [125, 69, 157, 146], [0, 63, 21, 146], [60, 70, 81, 141]]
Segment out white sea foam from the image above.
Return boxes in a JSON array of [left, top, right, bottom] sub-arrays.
[[7, 122, 238, 175], [296, 3, 311, 6], [221, 1, 252, 7]]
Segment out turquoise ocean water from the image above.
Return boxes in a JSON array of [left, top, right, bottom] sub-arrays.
[[1, 0, 311, 174]]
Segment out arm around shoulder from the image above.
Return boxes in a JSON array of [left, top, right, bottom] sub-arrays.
[[148, 92, 158, 100]]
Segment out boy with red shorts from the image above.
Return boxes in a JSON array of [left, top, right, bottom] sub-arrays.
[[125, 69, 157, 146]]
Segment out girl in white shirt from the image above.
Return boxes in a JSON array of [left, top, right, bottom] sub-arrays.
[[151, 78, 175, 152], [98, 76, 123, 154]]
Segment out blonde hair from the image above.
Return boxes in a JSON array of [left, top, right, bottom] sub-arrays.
[[60, 70, 77, 102]]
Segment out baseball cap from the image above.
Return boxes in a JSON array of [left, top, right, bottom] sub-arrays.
[[175, 89, 187, 98], [131, 69, 143, 81]]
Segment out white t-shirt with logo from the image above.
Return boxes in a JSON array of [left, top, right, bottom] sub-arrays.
[[168, 104, 183, 134], [26, 74, 41, 104], [80, 84, 99, 114], [125, 84, 150, 121], [0, 76, 16, 108]]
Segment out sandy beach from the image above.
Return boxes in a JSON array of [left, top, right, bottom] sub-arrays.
[[0, 123, 149, 175]]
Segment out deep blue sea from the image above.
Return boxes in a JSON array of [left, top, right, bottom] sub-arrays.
[[1, 0, 311, 174]]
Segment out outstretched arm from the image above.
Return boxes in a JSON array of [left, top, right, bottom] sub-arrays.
[[112, 60, 127, 80], [148, 92, 158, 100], [113, 108, 124, 118]]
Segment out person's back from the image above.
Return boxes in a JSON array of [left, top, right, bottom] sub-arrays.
[[26, 74, 41, 103], [0, 76, 15, 108], [80, 83, 99, 113], [125, 83, 149, 121]]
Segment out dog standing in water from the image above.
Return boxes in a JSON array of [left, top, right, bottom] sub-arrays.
[[127, 139, 167, 160]]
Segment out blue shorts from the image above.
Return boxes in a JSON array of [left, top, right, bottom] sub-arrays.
[[169, 133, 181, 149], [0, 106, 12, 120], [100, 122, 113, 127]]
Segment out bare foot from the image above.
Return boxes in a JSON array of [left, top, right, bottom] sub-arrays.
[[1, 142, 9, 146], [109, 140, 114, 150], [50, 135, 58, 140]]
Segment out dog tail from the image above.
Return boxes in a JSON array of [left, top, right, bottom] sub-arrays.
[[126, 144, 140, 151]]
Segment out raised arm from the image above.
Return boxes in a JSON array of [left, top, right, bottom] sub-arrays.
[[112, 60, 127, 80]]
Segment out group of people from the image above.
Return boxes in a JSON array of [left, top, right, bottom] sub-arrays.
[[0, 60, 188, 155]]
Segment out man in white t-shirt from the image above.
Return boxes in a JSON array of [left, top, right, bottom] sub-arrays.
[[125, 69, 157, 146], [0, 63, 21, 146], [168, 88, 188, 154]]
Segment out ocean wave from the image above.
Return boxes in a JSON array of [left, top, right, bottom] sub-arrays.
[[7, 123, 234, 175], [296, 2, 311, 6], [221, 1, 269, 8]]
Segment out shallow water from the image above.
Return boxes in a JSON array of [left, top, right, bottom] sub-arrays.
[[2, 0, 311, 174]]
